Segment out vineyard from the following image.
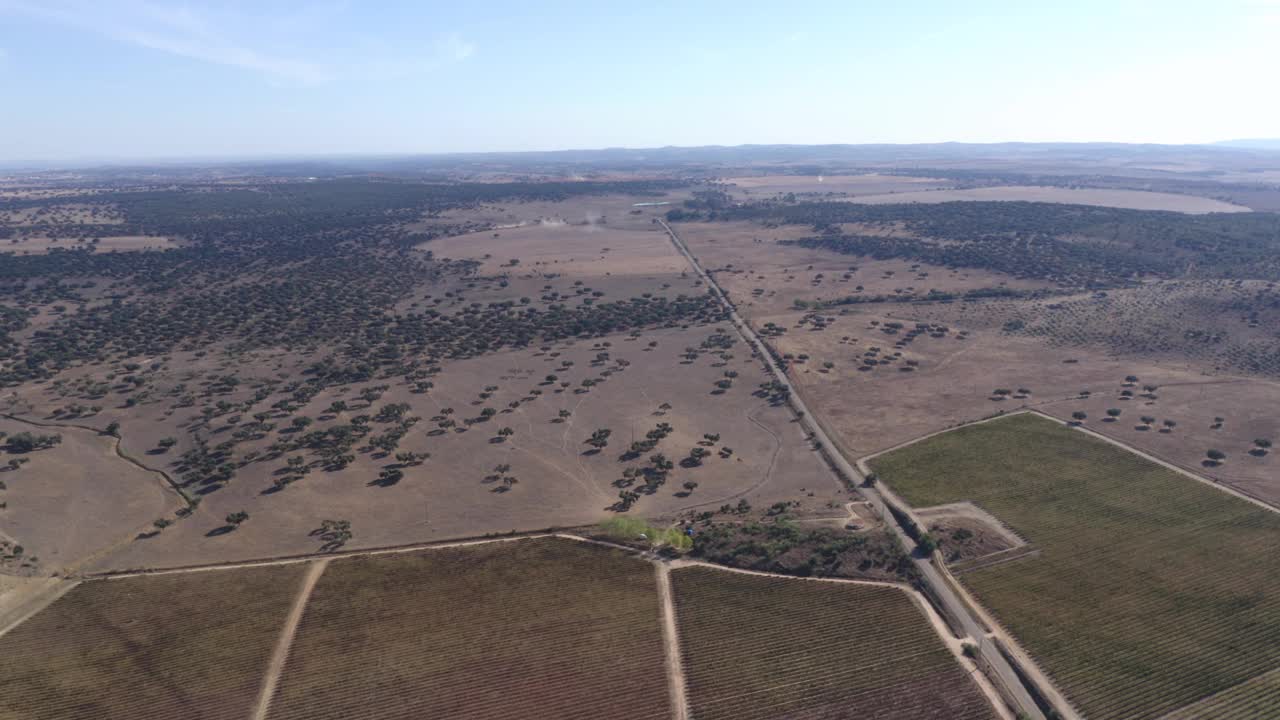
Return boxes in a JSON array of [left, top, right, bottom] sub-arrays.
[[870, 413, 1280, 720], [0, 565, 306, 720], [266, 537, 670, 720], [1161, 666, 1280, 719], [669, 566, 995, 720]]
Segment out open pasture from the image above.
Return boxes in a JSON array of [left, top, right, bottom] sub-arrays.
[[670, 565, 995, 720], [870, 413, 1280, 720], [267, 537, 670, 720]]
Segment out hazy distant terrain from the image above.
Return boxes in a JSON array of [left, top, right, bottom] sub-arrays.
[[1, 142, 1279, 720]]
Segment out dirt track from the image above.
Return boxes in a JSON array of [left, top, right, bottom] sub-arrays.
[[661, 219, 1042, 720], [251, 559, 329, 720]]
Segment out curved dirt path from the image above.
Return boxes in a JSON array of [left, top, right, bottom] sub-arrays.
[[250, 558, 329, 720], [673, 404, 783, 512], [1, 412, 191, 510], [0, 413, 192, 576]]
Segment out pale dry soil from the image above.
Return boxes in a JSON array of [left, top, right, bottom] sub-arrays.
[[0, 417, 176, 573], [841, 185, 1250, 213], [87, 323, 838, 571], [723, 173, 949, 198], [1038, 379, 1279, 506], [404, 191, 688, 235], [1, 236, 176, 255], [677, 221, 1051, 318], [762, 305, 1279, 510], [424, 221, 689, 278]]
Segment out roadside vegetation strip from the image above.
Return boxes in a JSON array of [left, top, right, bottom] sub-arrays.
[[267, 536, 670, 720], [670, 565, 997, 720], [0, 564, 306, 720], [869, 413, 1280, 720]]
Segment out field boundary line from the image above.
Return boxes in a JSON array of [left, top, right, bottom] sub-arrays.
[[664, 560, 1015, 720], [1031, 409, 1280, 515], [856, 406, 1280, 719], [661, 219, 1045, 720], [0, 577, 78, 640], [1029, 392, 1280, 510], [88, 531, 561, 579], [250, 558, 328, 720], [854, 410, 1081, 719], [1153, 665, 1280, 720], [655, 564, 690, 720]]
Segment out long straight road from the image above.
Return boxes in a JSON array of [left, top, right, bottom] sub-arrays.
[[658, 219, 1051, 720]]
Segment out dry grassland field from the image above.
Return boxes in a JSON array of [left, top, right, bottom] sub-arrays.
[[904, 280, 1280, 378], [404, 192, 690, 235], [726, 281, 1278, 504], [670, 566, 995, 720], [1038, 376, 1279, 506], [424, 221, 690, 278], [1, 235, 177, 254], [0, 564, 306, 720], [268, 538, 670, 720], [870, 413, 1280, 720], [677, 221, 1051, 318], [68, 319, 836, 572], [841, 185, 1251, 213], [724, 174, 949, 198], [0, 417, 176, 574]]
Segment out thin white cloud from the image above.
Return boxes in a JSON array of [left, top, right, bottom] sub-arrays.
[[0, 0, 328, 85], [0, 1, 475, 86], [440, 33, 475, 62]]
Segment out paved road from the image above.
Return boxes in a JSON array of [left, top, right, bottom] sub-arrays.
[[658, 219, 1049, 720]]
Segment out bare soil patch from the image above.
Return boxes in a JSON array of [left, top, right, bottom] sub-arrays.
[[724, 173, 949, 198], [917, 503, 1023, 565], [404, 192, 688, 235], [423, 221, 688, 277], [842, 186, 1250, 213], [1, 235, 176, 255]]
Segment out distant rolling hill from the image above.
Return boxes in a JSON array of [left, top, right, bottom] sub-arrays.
[[1212, 139, 1280, 150]]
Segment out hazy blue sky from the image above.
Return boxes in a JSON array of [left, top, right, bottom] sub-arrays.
[[0, 0, 1277, 163]]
